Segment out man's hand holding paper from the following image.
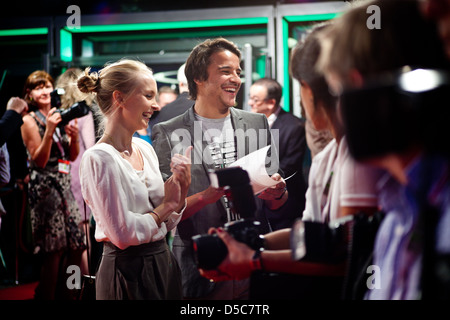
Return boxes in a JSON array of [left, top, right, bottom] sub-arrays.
[[229, 146, 287, 202]]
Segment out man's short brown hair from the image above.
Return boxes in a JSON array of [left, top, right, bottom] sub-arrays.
[[185, 37, 241, 100]]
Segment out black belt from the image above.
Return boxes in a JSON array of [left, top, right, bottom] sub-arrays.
[[102, 239, 167, 257]]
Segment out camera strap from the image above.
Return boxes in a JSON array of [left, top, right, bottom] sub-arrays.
[[34, 110, 66, 158]]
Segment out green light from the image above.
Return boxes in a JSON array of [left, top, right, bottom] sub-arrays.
[[282, 18, 290, 113], [256, 55, 266, 79], [281, 13, 341, 113], [59, 16, 268, 64], [0, 27, 48, 37], [63, 17, 268, 33], [60, 29, 73, 62], [59, 17, 268, 63], [284, 13, 341, 23], [87, 27, 267, 42]]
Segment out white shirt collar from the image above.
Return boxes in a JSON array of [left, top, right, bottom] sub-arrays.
[[267, 107, 281, 128]]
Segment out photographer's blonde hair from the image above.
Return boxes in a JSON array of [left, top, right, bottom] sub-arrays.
[[56, 68, 96, 110]]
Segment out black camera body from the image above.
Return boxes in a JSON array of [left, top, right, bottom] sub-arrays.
[[290, 215, 354, 264], [289, 212, 385, 300], [50, 88, 65, 109], [191, 167, 265, 270], [192, 219, 265, 270], [340, 68, 450, 161], [55, 101, 90, 127], [51, 88, 90, 127], [290, 212, 384, 265]]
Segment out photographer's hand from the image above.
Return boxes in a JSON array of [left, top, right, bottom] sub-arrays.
[[180, 185, 225, 222], [199, 227, 256, 282], [45, 108, 62, 135], [199, 185, 225, 204], [21, 107, 61, 168], [64, 119, 79, 141]]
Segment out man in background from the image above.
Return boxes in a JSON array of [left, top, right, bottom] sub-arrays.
[[149, 63, 194, 130], [249, 78, 308, 229], [156, 85, 178, 108]]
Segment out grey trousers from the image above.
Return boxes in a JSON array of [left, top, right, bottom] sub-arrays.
[[96, 240, 182, 300]]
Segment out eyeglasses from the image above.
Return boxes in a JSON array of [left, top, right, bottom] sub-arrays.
[[248, 97, 268, 104]]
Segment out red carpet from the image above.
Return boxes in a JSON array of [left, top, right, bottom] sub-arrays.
[[0, 282, 38, 300]]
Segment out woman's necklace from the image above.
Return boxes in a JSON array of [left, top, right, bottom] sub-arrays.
[[103, 132, 143, 169], [103, 133, 132, 156]]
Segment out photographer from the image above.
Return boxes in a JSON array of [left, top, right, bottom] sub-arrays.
[[55, 68, 100, 275], [199, 25, 383, 299], [317, 0, 450, 299], [21, 70, 86, 299]]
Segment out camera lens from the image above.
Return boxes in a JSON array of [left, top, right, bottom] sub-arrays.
[[57, 101, 90, 127]]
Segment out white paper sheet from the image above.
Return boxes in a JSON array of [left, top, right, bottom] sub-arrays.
[[229, 145, 278, 195]]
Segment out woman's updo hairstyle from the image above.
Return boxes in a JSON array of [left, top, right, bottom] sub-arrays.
[[77, 67, 99, 94], [77, 59, 153, 117]]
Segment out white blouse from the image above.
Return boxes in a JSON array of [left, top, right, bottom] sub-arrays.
[[302, 136, 382, 223], [80, 137, 183, 249]]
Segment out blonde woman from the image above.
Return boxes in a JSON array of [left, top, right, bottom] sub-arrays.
[[78, 59, 191, 300]]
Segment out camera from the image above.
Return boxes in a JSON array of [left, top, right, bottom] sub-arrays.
[[191, 167, 265, 270], [290, 212, 384, 265], [290, 215, 354, 264], [50, 88, 65, 109], [340, 67, 450, 161], [51, 88, 90, 127], [192, 219, 265, 270]]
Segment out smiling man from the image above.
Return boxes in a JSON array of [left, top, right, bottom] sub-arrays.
[[152, 38, 288, 300]]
